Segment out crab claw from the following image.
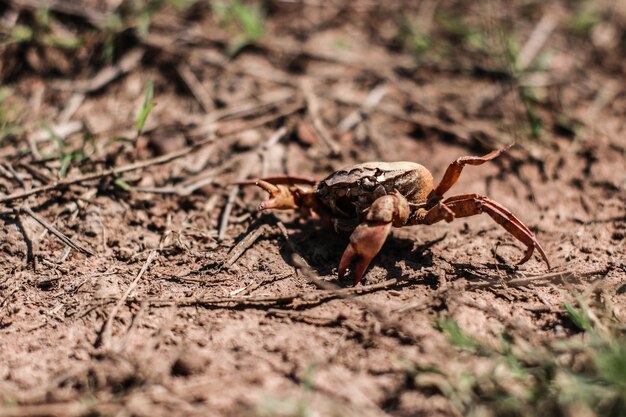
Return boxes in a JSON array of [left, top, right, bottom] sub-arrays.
[[338, 221, 393, 286], [255, 180, 299, 211]]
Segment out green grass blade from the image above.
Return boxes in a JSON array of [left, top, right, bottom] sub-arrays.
[[136, 80, 155, 136]]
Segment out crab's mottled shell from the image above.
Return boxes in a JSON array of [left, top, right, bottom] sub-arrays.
[[315, 161, 434, 218]]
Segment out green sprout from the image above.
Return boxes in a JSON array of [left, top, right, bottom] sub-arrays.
[[212, 0, 265, 57]]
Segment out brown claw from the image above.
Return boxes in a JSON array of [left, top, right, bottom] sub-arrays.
[[338, 221, 392, 286], [517, 237, 550, 269], [255, 180, 299, 210]]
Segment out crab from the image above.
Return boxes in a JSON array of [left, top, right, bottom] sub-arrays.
[[238, 144, 550, 285]]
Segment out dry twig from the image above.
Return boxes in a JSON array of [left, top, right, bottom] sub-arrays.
[[51, 49, 145, 93], [19, 205, 94, 256], [468, 268, 609, 289], [145, 278, 398, 310], [224, 224, 270, 268], [97, 228, 170, 351], [301, 79, 341, 155], [176, 63, 216, 113]]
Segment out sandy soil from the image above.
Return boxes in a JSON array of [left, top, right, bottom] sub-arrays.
[[0, 1, 624, 416]]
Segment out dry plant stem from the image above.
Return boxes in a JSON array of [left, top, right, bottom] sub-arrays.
[[0, 401, 120, 417], [218, 127, 289, 240], [19, 206, 94, 256], [301, 79, 341, 155], [291, 252, 420, 342], [9, 0, 108, 28], [331, 92, 516, 152], [239, 271, 294, 296], [0, 141, 209, 204], [337, 84, 389, 133], [0, 163, 26, 188], [260, 126, 289, 178], [176, 63, 215, 112], [516, 12, 559, 71], [217, 153, 258, 241], [99, 244, 162, 351], [18, 163, 54, 184], [145, 278, 398, 310], [197, 50, 296, 87], [30, 120, 83, 144], [224, 224, 270, 268], [468, 268, 609, 289], [51, 49, 145, 93], [197, 88, 295, 130], [59, 93, 86, 122], [0, 114, 288, 205]]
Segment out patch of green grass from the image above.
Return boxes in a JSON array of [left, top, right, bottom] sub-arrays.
[[436, 11, 487, 53], [415, 299, 626, 417], [398, 16, 431, 57], [168, 0, 200, 11], [437, 316, 483, 353], [212, 0, 265, 57], [0, 87, 25, 142], [41, 123, 94, 179], [1, 7, 81, 49], [568, 1, 600, 36]]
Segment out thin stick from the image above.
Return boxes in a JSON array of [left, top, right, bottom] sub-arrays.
[[0, 402, 120, 417], [337, 84, 388, 132], [145, 278, 399, 310], [224, 224, 269, 268], [468, 268, 608, 289], [237, 271, 293, 296], [516, 12, 558, 71], [51, 48, 144, 93], [98, 248, 160, 351], [0, 138, 210, 204], [217, 153, 258, 241], [19, 206, 94, 256], [0, 109, 294, 204], [177, 63, 216, 112], [0, 100, 304, 206], [260, 126, 289, 178], [301, 79, 341, 155]]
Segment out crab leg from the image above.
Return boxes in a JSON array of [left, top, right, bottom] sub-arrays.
[[417, 193, 550, 268], [232, 175, 317, 186], [431, 143, 513, 199], [339, 221, 393, 286], [234, 176, 319, 212], [254, 180, 300, 210], [339, 192, 410, 285]]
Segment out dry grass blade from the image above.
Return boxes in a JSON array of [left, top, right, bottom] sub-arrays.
[[0, 401, 120, 417], [468, 268, 609, 289], [0, 134, 222, 204], [217, 153, 258, 241], [97, 227, 170, 351], [30, 120, 82, 144], [97, 249, 159, 351], [51, 49, 144, 93], [176, 63, 215, 113], [516, 12, 559, 71], [337, 84, 389, 133], [225, 224, 270, 268], [145, 278, 398, 310], [19, 205, 94, 256], [301, 79, 341, 155]]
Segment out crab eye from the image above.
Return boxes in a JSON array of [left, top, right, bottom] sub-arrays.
[[361, 177, 376, 190]]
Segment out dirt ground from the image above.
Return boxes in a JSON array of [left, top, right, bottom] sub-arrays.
[[0, 1, 625, 416]]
